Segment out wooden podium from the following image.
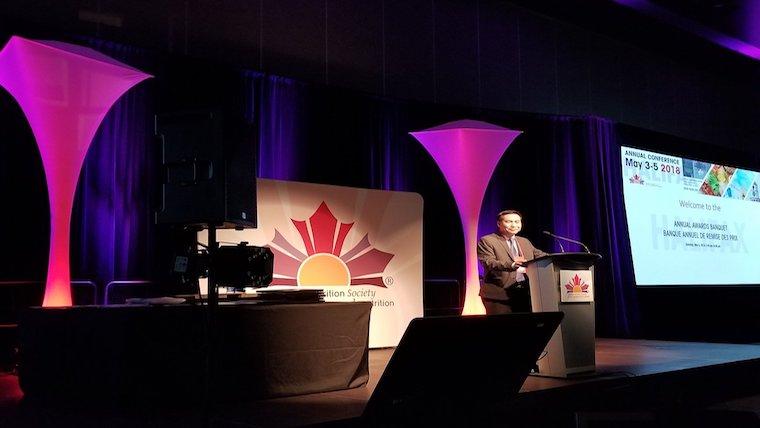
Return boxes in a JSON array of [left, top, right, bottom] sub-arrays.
[[525, 252, 601, 377]]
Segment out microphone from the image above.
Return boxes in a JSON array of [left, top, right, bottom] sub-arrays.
[[543, 231, 590, 253], [542, 230, 564, 252]]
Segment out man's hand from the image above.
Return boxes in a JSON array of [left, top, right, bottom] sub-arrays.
[[511, 256, 527, 269]]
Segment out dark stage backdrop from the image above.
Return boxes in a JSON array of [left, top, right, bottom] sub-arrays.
[[69, 39, 157, 289], [4, 40, 759, 339]]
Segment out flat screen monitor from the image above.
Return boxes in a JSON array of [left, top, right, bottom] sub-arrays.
[[362, 312, 563, 424], [621, 146, 760, 286]]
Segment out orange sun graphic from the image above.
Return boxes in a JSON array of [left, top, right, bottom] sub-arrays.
[[267, 202, 394, 287], [564, 274, 590, 293]]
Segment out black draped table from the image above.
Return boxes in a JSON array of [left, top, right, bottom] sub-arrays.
[[17, 302, 371, 404]]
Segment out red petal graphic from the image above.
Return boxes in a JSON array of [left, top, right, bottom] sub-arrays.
[[341, 234, 371, 261], [351, 277, 387, 288], [271, 278, 298, 285], [310, 202, 338, 254], [272, 229, 306, 261], [292, 219, 315, 256], [268, 246, 301, 278], [333, 222, 354, 256], [346, 248, 394, 277]]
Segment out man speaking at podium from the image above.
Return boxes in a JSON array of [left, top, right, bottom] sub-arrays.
[[477, 210, 547, 314]]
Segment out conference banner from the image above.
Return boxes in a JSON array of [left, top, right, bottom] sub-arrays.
[[201, 178, 424, 348], [621, 146, 760, 286]]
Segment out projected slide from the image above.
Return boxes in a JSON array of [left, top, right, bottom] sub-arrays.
[[621, 146, 760, 286]]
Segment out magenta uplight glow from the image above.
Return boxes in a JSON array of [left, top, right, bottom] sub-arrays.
[[410, 120, 522, 315], [613, 0, 760, 61], [0, 36, 151, 306]]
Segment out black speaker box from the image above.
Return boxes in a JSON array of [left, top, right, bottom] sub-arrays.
[[155, 111, 256, 228]]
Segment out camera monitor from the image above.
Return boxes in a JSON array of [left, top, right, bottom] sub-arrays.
[[363, 312, 563, 424]]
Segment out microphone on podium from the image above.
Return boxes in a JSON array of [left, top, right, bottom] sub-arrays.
[[542, 230, 564, 253], [542, 231, 590, 253]]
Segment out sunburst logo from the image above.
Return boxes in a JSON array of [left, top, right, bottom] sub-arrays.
[[629, 174, 645, 184], [267, 202, 394, 287], [564, 274, 590, 293]]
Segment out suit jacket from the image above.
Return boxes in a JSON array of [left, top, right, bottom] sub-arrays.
[[477, 233, 547, 301]]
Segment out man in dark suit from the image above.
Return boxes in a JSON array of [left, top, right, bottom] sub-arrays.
[[477, 210, 547, 314]]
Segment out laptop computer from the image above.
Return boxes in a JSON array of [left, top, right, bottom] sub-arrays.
[[362, 312, 563, 425]]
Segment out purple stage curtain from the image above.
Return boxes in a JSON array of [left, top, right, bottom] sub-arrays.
[[583, 118, 640, 337], [550, 117, 640, 337], [241, 70, 417, 192], [549, 117, 583, 253], [242, 71, 309, 181], [368, 103, 411, 192], [69, 39, 156, 297]]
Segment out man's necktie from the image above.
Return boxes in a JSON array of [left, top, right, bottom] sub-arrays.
[[509, 238, 519, 257], [510, 238, 525, 282]]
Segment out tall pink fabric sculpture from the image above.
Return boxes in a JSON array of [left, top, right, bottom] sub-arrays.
[[410, 120, 522, 315], [0, 36, 151, 306]]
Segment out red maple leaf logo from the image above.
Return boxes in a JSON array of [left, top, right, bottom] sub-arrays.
[[629, 174, 645, 184], [266, 202, 394, 288], [564, 274, 589, 293]]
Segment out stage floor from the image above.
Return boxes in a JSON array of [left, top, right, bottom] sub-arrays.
[[214, 338, 760, 427], [3, 338, 760, 427]]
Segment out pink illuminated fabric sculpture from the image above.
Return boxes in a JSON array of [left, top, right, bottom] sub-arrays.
[[0, 36, 151, 306], [410, 120, 522, 315]]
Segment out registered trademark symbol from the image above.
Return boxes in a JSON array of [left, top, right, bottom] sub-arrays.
[[384, 277, 394, 285]]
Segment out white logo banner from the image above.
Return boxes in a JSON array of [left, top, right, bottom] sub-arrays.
[[201, 179, 424, 348]]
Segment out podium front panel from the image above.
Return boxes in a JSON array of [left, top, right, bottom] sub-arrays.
[[559, 302, 595, 371], [527, 255, 597, 377]]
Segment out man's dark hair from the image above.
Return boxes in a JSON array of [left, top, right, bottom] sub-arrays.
[[497, 209, 523, 222]]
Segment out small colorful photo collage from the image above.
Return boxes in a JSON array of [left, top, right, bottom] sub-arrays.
[[682, 159, 712, 180], [748, 179, 760, 202], [699, 165, 735, 197], [725, 169, 757, 200]]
